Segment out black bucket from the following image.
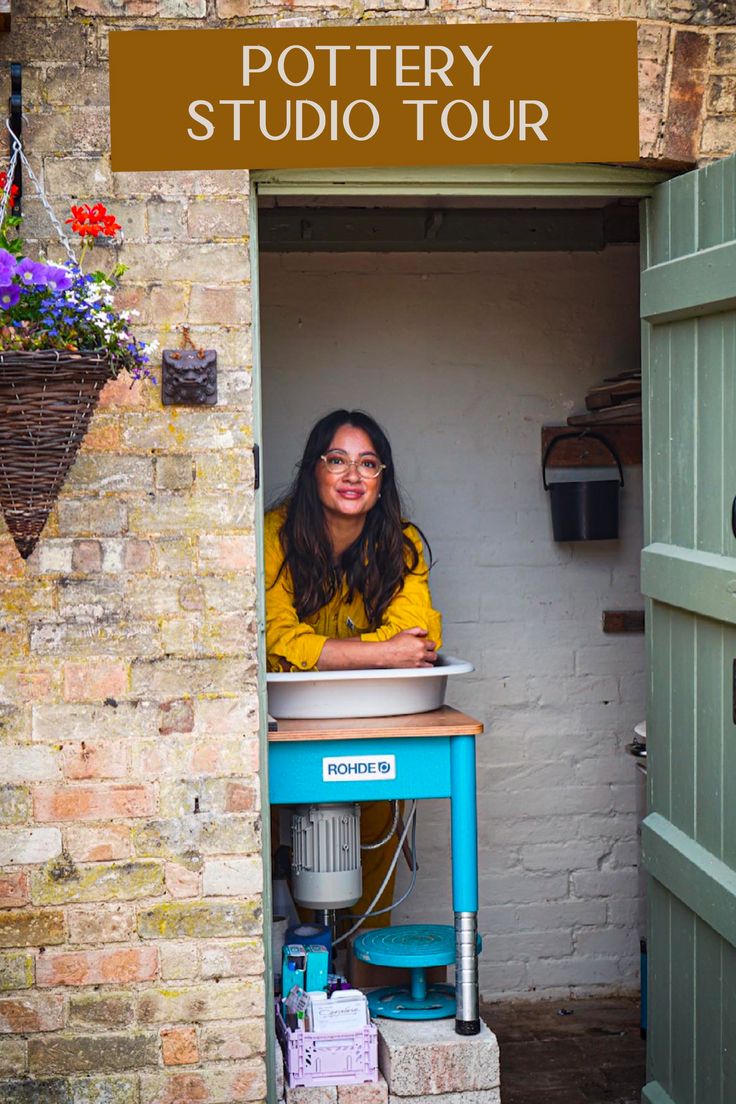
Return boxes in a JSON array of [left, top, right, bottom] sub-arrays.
[[542, 431, 624, 541]]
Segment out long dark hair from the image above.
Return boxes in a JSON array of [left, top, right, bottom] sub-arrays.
[[272, 409, 423, 630]]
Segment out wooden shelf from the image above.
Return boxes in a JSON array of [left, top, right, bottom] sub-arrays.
[[542, 424, 642, 468]]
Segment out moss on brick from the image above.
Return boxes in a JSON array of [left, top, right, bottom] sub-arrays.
[[0, 911, 65, 948], [137, 900, 261, 940], [0, 786, 31, 826], [68, 992, 135, 1030], [31, 861, 164, 906], [0, 953, 34, 991]]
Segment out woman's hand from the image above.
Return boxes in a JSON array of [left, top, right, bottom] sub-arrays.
[[383, 627, 437, 668], [316, 628, 437, 671]]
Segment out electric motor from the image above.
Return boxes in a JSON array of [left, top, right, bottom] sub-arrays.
[[290, 803, 362, 910]]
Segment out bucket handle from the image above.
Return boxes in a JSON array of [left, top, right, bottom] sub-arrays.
[[543, 430, 625, 491]]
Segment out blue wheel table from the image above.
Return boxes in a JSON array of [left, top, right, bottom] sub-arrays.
[[268, 705, 484, 1035]]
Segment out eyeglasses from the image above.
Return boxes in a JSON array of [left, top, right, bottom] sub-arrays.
[[320, 450, 386, 480]]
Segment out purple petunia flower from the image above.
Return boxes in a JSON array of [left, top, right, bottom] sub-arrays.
[[16, 257, 45, 286], [0, 285, 21, 308], [44, 266, 74, 292]]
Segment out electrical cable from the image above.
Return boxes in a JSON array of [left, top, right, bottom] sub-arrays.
[[345, 803, 418, 922], [360, 800, 400, 851], [333, 800, 417, 947]]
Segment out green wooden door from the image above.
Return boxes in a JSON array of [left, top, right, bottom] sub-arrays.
[[640, 155, 736, 1104]]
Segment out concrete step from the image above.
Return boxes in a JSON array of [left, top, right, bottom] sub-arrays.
[[377, 1019, 500, 1098]]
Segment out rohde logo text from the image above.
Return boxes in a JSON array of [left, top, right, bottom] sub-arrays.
[[322, 754, 396, 782]]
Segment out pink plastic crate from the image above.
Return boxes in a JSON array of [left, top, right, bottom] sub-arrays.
[[276, 1003, 378, 1088]]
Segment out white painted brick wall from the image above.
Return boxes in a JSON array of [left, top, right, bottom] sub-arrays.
[[261, 246, 646, 1000]]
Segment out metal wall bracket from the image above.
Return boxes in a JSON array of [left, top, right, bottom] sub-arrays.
[[8, 62, 21, 214], [161, 348, 217, 406]]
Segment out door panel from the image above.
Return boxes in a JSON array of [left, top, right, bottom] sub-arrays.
[[641, 153, 736, 1104]]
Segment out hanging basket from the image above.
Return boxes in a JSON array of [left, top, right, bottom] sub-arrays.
[[0, 349, 113, 559]]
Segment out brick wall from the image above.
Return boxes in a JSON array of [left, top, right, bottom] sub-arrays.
[[0, 0, 734, 1098]]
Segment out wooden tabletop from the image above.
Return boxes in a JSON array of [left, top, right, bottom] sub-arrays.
[[268, 705, 484, 743]]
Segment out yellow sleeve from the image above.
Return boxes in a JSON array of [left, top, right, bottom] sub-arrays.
[[360, 525, 442, 649], [264, 511, 328, 672]]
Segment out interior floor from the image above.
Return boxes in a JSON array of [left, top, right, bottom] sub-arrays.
[[483, 996, 645, 1104]]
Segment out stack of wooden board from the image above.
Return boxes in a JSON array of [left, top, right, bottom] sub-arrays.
[[567, 370, 642, 426]]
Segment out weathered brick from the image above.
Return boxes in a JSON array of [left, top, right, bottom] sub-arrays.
[[200, 1019, 263, 1061], [138, 979, 262, 1024], [0, 1039, 27, 1076], [33, 702, 159, 744], [29, 1032, 158, 1074], [56, 499, 127, 538], [200, 940, 263, 980], [0, 953, 34, 991], [165, 864, 200, 899], [155, 456, 195, 491], [59, 993, 129, 1035], [37, 946, 158, 988], [65, 825, 132, 862], [131, 658, 251, 699], [138, 900, 261, 940], [198, 534, 256, 572], [132, 813, 259, 857], [338, 1076, 388, 1104], [159, 942, 199, 982], [67, 904, 134, 946], [31, 859, 164, 906], [147, 199, 186, 241], [2, 747, 60, 783], [71, 541, 103, 573], [62, 663, 129, 703], [0, 1078, 69, 1104], [0, 873, 30, 909], [70, 1075, 140, 1104], [122, 540, 154, 573], [139, 1060, 266, 1103], [98, 373, 145, 409], [161, 1025, 198, 1066], [62, 743, 128, 781], [0, 910, 65, 948], [203, 858, 262, 898], [0, 828, 62, 865], [0, 994, 64, 1033], [34, 785, 155, 823]]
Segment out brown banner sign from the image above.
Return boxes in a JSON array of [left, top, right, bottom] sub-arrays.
[[109, 23, 639, 170]]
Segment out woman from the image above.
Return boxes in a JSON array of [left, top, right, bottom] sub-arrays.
[[266, 409, 442, 924], [265, 409, 441, 673]]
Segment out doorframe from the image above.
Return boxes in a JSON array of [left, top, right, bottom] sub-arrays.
[[250, 160, 675, 1104]]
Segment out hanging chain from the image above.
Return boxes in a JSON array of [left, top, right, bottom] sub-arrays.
[[1, 121, 78, 264]]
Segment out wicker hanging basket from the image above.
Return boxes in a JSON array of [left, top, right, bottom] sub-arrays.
[[0, 349, 113, 559]]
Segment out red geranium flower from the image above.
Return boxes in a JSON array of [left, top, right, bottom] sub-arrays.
[[66, 202, 121, 239], [0, 171, 20, 210]]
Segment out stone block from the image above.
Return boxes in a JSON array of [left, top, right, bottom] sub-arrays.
[[339, 1075, 389, 1103], [377, 1019, 499, 1097], [286, 1086, 337, 1104], [0, 827, 62, 865], [0, 953, 34, 991], [0, 910, 65, 948], [388, 1092, 500, 1104], [31, 859, 164, 906], [137, 900, 262, 940]]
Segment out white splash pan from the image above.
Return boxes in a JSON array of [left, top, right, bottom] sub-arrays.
[[267, 655, 473, 720]]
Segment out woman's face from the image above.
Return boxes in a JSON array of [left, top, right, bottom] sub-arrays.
[[315, 424, 383, 523]]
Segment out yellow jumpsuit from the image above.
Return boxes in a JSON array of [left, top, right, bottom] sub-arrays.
[[265, 507, 442, 924]]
